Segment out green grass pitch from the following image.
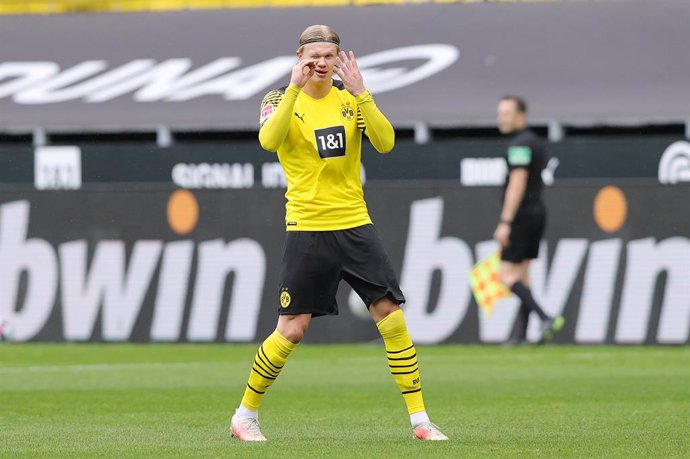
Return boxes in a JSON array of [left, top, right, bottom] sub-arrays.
[[1, 344, 688, 458]]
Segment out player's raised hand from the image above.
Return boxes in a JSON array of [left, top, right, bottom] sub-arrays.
[[291, 59, 316, 88], [335, 51, 366, 97]]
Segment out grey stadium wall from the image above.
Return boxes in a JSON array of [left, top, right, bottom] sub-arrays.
[[0, 0, 688, 132]]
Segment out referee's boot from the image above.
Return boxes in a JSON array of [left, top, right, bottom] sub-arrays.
[[540, 315, 565, 344]]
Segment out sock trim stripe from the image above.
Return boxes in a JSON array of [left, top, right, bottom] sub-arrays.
[[387, 352, 417, 361], [255, 356, 280, 377], [391, 367, 419, 375], [252, 365, 277, 381], [246, 383, 266, 395], [260, 345, 284, 370], [388, 361, 418, 368], [401, 388, 422, 395], [386, 344, 414, 354]]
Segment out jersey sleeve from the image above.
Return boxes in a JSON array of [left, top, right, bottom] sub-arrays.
[[356, 107, 365, 132], [355, 90, 394, 154], [506, 140, 533, 171], [258, 84, 300, 152], [259, 90, 284, 127]]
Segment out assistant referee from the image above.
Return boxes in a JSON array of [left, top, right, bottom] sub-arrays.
[[229, 25, 448, 442], [494, 96, 564, 345]]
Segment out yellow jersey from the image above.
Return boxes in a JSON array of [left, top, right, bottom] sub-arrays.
[[258, 80, 395, 231]]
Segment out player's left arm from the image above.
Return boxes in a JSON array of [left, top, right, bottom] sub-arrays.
[[335, 51, 394, 154]]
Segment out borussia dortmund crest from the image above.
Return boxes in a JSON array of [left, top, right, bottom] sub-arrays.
[[280, 290, 291, 308], [340, 103, 355, 121]]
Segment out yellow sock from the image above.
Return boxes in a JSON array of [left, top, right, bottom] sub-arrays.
[[240, 330, 297, 411], [376, 309, 426, 415]]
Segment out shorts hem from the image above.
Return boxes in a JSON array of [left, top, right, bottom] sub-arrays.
[[501, 252, 538, 263], [368, 291, 406, 308], [277, 309, 337, 317]]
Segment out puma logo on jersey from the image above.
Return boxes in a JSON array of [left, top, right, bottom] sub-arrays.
[[294, 112, 305, 123]]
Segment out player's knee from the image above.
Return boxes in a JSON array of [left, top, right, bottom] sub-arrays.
[[277, 318, 309, 344], [285, 327, 306, 344], [281, 328, 304, 344], [370, 297, 401, 322]]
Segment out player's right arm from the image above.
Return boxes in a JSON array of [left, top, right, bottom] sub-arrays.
[[258, 59, 316, 152], [258, 88, 295, 152]]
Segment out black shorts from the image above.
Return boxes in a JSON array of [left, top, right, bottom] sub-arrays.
[[501, 204, 546, 263], [277, 224, 405, 316]]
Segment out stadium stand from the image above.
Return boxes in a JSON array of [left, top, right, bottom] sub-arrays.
[[0, 0, 559, 15]]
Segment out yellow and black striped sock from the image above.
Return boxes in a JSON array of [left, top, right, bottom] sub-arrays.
[[240, 330, 297, 411], [376, 309, 426, 415]]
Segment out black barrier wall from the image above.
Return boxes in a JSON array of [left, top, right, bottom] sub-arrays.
[[1, 135, 688, 187], [1, 183, 688, 344]]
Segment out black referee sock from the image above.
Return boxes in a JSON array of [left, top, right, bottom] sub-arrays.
[[511, 281, 549, 321], [514, 303, 530, 340]]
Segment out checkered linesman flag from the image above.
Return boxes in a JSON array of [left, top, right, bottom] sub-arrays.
[[469, 251, 511, 316]]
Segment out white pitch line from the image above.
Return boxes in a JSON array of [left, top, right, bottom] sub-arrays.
[[0, 362, 227, 374]]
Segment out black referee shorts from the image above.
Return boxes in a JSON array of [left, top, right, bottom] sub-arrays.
[[501, 204, 546, 263], [277, 224, 405, 316]]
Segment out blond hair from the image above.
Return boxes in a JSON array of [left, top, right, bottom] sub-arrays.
[[298, 25, 340, 51]]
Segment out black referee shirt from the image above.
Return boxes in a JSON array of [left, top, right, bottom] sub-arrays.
[[504, 129, 546, 208]]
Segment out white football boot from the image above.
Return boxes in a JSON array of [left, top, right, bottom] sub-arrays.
[[230, 410, 267, 442], [413, 422, 449, 441]]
